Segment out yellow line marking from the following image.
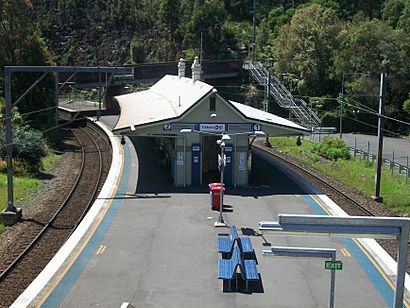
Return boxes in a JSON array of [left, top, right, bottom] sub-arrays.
[[96, 245, 107, 255], [309, 194, 332, 215], [37, 139, 125, 307], [308, 193, 410, 307], [340, 248, 351, 257], [353, 238, 410, 307]]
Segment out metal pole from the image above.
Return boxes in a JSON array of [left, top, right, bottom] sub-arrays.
[[55, 72, 59, 127], [340, 73, 344, 139], [329, 252, 336, 308], [406, 156, 408, 182], [394, 223, 409, 307], [252, 0, 256, 63], [97, 66, 101, 120], [367, 141, 370, 160], [265, 72, 272, 147], [218, 142, 225, 225], [5, 71, 15, 212], [354, 138, 357, 158], [392, 150, 395, 174], [373, 73, 386, 202], [200, 32, 203, 64]]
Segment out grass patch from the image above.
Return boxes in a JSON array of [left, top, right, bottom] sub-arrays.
[[269, 136, 410, 216], [0, 151, 60, 232], [42, 151, 59, 171]]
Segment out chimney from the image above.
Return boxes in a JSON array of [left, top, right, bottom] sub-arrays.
[[178, 58, 186, 78], [191, 56, 201, 82]]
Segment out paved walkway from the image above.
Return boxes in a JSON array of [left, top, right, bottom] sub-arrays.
[[36, 136, 394, 307]]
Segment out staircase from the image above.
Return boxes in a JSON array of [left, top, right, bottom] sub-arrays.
[[244, 61, 321, 129]]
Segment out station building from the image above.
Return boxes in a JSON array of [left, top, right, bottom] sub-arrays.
[[112, 58, 309, 187]]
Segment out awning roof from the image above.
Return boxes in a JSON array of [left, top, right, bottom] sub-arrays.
[[113, 74, 309, 134]]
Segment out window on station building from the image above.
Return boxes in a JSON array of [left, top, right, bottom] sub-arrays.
[[209, 97, 216, 111]]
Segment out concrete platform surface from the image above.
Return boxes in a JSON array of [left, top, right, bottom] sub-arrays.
[[27, 136, 402, 308]]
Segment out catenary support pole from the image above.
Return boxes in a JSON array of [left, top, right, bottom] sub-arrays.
[[5, 71, 15, 213], [55, 72, 59, 127], [252, 0, 256, 62], [373, 73, 386, 202]]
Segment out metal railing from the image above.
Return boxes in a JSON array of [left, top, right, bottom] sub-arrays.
[[350, 147, 409, 181], [244, 61, 321, 129]]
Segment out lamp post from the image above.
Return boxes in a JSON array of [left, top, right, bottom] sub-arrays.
[[215, 134, 231, 227]]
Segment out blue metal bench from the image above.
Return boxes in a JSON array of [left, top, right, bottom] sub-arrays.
[[218, 246, 241, 291], [217, 225, 254, 257], [218, 246, 259, 291]]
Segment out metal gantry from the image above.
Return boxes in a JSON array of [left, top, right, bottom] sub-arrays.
[[1, 66, 130, 225]]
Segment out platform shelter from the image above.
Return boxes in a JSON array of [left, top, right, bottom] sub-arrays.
[[112, 58, 308, 187]]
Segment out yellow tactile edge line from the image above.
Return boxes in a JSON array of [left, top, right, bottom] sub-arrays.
[[310, 194, 410, 307], [36, 137, 125, 307]]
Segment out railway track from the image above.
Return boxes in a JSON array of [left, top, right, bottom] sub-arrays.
[[253, 141, 410, 272], [0, 120, 112, 307]]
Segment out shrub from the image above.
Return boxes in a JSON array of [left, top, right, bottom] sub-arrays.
[[312, 136, 351, 161], [0, 126, 48, 175]]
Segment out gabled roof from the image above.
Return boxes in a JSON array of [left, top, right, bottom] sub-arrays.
[[113, 74, 308, 135], [230, 101, 307, 131], [113, 75, 212, 131]]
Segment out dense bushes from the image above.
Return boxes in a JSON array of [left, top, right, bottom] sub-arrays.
[[0, 127, 48, 175], [313, 136, 351, 161]]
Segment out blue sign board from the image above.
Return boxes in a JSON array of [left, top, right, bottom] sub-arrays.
[[191, 144, 201, 186], [224, 144, 234, 186]]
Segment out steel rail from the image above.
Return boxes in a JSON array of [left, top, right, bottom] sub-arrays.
[[0, 123, 105, 281], [252, 144, 375, 217], [69, 126, 104, 235]]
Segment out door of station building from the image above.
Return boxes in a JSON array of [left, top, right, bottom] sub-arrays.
[[201, 135, 219, 184]]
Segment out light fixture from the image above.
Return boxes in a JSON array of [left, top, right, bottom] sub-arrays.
[[180, 128, 193, 134], [210, 113, 217, 118], [221, 134, 231, 141]]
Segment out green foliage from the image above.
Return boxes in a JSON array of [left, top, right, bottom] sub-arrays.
[[320, 111, 339, 128], [270, 136, 410, 215], [404, 98, 410, 112], [313, 136, 351, 160], [0, 127, 48, 175], [272, 4, 343, 96]]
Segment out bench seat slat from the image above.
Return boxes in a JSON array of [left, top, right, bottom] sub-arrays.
[[239, 237, 253, 254], [242, 260, 259, 280]]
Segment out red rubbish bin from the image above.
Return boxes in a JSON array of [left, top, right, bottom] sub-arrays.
[[208, 183, 224, 208], [210, 184, 225, 211]]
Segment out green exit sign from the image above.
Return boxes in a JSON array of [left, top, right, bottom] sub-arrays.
[[325, 261, 343, 270]]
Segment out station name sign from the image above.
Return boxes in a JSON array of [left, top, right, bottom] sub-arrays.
[[199, 123, 225, 132], [163, 122, 262, 133]]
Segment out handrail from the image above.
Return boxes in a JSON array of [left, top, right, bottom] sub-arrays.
[[244, 61, 321, 128]]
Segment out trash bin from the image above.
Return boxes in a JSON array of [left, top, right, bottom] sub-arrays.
[[208, 183, 223, 207], [209, 183, 225, 211]]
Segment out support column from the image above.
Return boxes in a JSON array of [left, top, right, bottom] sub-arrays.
[[1, 71, 22, 225], [372, 73, 386, 202]]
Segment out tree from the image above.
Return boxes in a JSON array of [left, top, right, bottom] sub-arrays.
[[0, 0, 55, 130], [272, 4, 343, 95], [183, 0, 235, 59]]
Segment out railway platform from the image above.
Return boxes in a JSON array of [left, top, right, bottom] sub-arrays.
[[11, 115, 410, 307]]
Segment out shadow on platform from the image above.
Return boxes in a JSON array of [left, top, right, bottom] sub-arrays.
[[129, 136, 316, 197]]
